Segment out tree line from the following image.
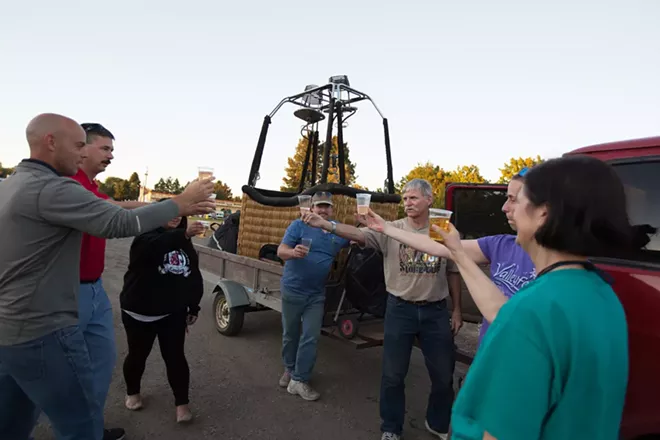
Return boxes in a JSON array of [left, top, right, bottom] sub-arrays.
[[2, 145, 543, 204], [279, 137, 543, 206], [151, 177, 240, 201]]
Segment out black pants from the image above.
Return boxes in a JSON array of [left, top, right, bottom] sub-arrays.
[[121, 310, 190, 406]]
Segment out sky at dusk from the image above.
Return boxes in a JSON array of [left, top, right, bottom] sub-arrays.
[[1, 0, 658, 194]]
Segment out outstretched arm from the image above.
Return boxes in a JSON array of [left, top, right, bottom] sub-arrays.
[[301, 212, 367, 246], [382, 223, 488, 263], [432, 223, 510, 323], [111, 200, 150, 209], [452, 251, 507, 323], [360, 208, 489, 263]]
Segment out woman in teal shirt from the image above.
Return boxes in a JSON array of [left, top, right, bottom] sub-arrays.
[[438, 156, 637, 440]]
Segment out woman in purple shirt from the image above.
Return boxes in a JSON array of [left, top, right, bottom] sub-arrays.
[[362, 169, 534, 344]]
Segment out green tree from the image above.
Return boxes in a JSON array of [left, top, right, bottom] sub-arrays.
[[0, 162, 15, 178], [446, 164, 488, 184], [497, 155, 543, 183], [127, 172, 141, 200], [99, 177, 124, 199], [114, 180, 132, 200], [281, 135, 358, 191], [213, 180, 233, 200], [397, 162, 487, 209], [154, 177, 183, 194], [153, 178, 168, 193]]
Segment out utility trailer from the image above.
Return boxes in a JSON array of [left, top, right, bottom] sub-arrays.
[[196, 243, 388, 349]]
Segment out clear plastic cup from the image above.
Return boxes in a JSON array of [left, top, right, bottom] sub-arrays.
[[198, 166, 214, 181], [198, 220, 210, 238], [298, 195, 312, 215], [356, 193, 371, 215], [429, 208, 452, 242]]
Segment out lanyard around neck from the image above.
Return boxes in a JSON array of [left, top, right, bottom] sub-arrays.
[[536, 260, 614, 285]]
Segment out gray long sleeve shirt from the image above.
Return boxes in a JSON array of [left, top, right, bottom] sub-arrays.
[[0, 160, 181, 345]]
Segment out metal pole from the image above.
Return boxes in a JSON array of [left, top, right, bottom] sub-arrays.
[[320, 97, 335, 184], [247, 116, 271, 186], [310, 130, 318, 186], [336, 104, 346, 185], [383, 118, 395, 194], [297, 131, 313, 193]]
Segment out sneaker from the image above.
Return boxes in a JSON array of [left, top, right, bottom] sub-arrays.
[[286, 379, 320, 401], [103, 428, 126, 440], [424, 420, 448, 439], [381, 433, 401, 440], [278, 370, 291, 387], [125, 394, 143, 411]]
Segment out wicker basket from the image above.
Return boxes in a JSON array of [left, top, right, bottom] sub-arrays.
[[237, 188, 400, 260]]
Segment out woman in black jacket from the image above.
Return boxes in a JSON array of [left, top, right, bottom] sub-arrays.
[[119, 213, 205, 423]]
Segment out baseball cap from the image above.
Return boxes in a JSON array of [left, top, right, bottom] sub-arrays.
[[312, 191, 333, 206]]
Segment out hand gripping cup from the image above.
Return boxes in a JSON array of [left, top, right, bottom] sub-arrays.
[[429, 208, 453, 242], [300, 237, 312, 256], [298, 195, 312, 215], [356, 193, 371, 216]]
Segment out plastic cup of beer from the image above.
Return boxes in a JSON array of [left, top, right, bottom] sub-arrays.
[[298, 195, 312, 215], [301, 238, 312, 255], [198, 166, 214, 181], [429, 208, 453, 242], [198, 220, 210, 238], [356, 193, 371, 216]]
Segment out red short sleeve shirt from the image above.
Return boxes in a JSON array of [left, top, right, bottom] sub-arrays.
[[71, 169, 110, 281]]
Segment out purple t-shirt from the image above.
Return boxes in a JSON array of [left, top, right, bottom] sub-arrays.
[[476, 234, 536, 344]]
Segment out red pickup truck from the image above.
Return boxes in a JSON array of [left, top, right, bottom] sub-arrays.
[[447, 136, 659, 439]]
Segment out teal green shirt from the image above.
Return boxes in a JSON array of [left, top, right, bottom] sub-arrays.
[[451, 269, 629, 440]]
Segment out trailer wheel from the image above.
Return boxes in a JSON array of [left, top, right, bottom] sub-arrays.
[[338, 316, 358, 339], [213, 290, 244, 336]]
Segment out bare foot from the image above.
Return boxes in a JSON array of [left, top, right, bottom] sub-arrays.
[[176, 404, 193, 424], [125, 394, 143, 411]]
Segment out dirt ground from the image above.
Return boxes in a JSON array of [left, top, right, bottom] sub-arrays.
[[32, 237, 478, 440]]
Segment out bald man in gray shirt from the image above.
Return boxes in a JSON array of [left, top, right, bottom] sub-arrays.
[[0, 113, 215, 440]]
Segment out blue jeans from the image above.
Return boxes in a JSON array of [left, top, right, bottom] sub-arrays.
[[0, 326, 103, 440], [78, 278, 117, 410], [281, 288, 325, 383], [380, 294, 455, 435]]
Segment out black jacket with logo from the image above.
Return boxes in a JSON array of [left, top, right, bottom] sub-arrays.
[[119, 226, 203, 316]]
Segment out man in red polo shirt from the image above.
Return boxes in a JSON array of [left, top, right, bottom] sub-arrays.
[[71, 123, 147, 440]]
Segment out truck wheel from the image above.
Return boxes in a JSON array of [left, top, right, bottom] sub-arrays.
[[213, 290, 244, 336]]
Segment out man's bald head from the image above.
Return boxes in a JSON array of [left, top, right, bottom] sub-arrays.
[[25, 113, 87, 176]]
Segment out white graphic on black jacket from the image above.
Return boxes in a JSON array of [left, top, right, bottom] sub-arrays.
[[158, 249, 191, 277]]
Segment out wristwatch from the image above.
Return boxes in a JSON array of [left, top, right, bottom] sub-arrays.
[[330, 221, 337, 234]]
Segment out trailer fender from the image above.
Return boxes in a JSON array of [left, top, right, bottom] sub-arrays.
[[214, 279, 251, 308]]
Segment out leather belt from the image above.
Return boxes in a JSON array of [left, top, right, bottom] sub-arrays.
[[394, 295, 446, 307]]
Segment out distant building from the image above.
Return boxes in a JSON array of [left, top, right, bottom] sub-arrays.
[[140, 187, 242, 211]]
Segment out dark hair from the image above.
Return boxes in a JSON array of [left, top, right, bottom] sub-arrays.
[[523, 155, 637, 257], [156, 199, 188, 230], [81, 122, 115, 143]]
